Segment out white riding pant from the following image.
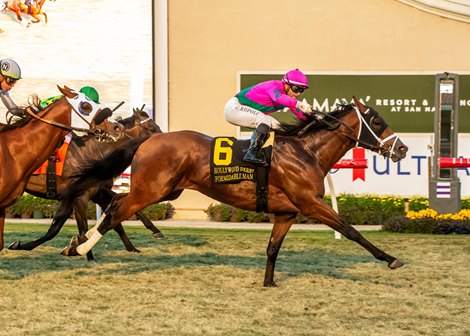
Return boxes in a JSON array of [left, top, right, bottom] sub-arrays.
[[224, 97, 282, 130]]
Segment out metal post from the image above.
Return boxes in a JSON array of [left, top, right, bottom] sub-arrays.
[[429, 72, 461, 214]]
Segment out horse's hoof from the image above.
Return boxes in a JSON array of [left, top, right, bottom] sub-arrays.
[[69, 235, 86, 248], [388, 259, 404, 269], [153, 232, 165, 239], [60, 245, 80, 256], [7, 241, 20, 250], [263, 281, 278, 288]]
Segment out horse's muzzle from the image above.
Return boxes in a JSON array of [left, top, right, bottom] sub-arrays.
[[390, 139, 408, 162]]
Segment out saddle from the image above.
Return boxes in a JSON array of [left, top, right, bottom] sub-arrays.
[[210, 134, 274, 212]]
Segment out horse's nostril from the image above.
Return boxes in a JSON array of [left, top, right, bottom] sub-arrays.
[[114, 126, 121, 133]]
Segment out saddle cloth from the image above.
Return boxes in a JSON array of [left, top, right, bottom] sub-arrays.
[[210, 134, 273, 184], [33, 134, 72, 176], [210, 133, 274, 212]]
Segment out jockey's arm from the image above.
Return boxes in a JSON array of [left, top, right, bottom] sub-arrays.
[[0, 90, 19, 112]]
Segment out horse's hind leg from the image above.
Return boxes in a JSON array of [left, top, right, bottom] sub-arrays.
[[93, 187, 164, 240], [264, 213, 297, 287], [72, 195, 96, 261], [135, 211, 165, 239], [0, 209, 5, 252], [306, 198, 402, 269]]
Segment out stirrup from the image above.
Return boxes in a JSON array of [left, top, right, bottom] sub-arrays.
[[244, 151, 267, 166]]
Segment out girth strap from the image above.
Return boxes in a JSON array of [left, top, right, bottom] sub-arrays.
[[46, 152, 58, 199], [255, 165, 269, 213]]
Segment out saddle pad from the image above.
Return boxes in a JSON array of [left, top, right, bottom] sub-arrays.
[[33, 135, 71, 176], [210, 134, 273, 184]]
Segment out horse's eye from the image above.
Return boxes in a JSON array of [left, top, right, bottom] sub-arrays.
[[79, 102, 93, 115], [370, 117, 383, 131]]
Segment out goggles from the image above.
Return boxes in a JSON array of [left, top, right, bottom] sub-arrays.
[[289, 84, 306, 94], [4, 76, 18, 85]]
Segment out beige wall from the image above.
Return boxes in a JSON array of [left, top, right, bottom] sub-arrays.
[[167, 0, 470, 218]]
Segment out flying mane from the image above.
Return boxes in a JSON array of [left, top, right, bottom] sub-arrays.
[[276, 103, 355, 136]]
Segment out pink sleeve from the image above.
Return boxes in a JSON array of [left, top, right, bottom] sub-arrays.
[[288, 106, 307, 120], [266, 84, 306, 120], [267, 88, 297, 108]]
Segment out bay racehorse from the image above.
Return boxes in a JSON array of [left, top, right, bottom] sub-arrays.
[[0, 85, 116, 252], [5, 0, 47, 26], [60, 97, 408, 286], [7, 108, 165, 261]]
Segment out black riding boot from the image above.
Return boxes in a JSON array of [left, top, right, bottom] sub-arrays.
[[243, 123, 270, 165]]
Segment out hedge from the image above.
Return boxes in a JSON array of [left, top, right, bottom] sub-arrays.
[[7, 193, 174, 221], [204, 194, 470, 233]]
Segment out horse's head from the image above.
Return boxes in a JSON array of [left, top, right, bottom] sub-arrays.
[[352, 97, 408, 162], [117, 107, 162, 139], [132, 107, 162, 134], [58, 85, 124, 141]]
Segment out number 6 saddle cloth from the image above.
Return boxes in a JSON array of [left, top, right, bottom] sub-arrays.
[[210, 132, 274, 212]]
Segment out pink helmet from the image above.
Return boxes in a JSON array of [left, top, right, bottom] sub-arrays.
[[283, 69, 309, 88]]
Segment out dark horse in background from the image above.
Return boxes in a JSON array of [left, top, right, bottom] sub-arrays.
[[60, 97, 408, 287], [7, 108, 165, 261], [5, 0, 47, 26], [0, 85, 115, 252]]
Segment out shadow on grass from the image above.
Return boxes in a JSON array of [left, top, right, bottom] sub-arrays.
[[1, 228, 397, 284]]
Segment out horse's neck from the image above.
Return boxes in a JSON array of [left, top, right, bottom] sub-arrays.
[[305, 114, 360, 174]]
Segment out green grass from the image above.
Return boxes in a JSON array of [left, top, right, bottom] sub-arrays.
[[1, 223, 469, 336]]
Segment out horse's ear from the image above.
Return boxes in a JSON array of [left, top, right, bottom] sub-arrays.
[[353, 96, 367, 112], [58, 85, 77, 98]]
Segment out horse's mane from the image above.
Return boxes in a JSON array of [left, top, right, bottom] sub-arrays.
[[275, 103, 355, 136]]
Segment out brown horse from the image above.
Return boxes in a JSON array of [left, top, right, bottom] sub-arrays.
[[0, 85, 115, 252], [5, 0, 47, 26], [61, 97, 409, 287], [7, 108, 165, 261]]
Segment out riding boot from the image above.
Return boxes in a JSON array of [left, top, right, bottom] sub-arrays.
[[243, 123, 270, 166]]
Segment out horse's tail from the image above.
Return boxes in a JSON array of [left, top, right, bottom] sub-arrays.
[[59, 137, 145, 201]]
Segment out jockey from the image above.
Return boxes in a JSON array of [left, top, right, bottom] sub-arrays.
[[224, 69, 313, 165], [0, 58, 25, 126]]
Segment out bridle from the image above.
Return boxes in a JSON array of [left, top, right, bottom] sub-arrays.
[[118, 108, 154, 140], [351, 106, 399, 158], [298, 104, 399, 158], [24, 96, 122, 141], [24, 105, 107, 137]]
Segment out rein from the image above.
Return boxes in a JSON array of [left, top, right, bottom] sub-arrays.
[[299, 104, 398, 158], [24, 106, 100, 136]]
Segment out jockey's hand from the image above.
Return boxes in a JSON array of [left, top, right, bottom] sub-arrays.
[[296, 100, 313, 113], [314, 113, 324, 120]]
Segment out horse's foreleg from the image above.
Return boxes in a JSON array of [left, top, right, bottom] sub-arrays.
[[264, 213, 297, 287], [0, 209, 5, 252], [306, 198, 403, 269]]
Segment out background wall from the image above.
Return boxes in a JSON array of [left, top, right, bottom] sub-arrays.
[[167, 0, 470, 218], [1, 0, 153, 119]]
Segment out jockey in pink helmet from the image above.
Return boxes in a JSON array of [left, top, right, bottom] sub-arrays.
[[224, 69, 313, 165]]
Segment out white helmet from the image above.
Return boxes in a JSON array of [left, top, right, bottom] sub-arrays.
[[0, 58, 22, 80]]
